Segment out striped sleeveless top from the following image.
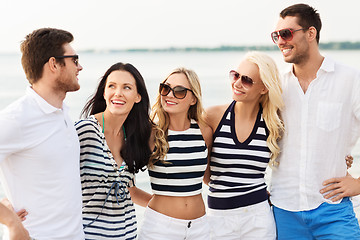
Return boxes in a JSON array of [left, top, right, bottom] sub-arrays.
[[75, 116, 137, 240], [208, 101, 270, 210], [148, 119, 208, 197]]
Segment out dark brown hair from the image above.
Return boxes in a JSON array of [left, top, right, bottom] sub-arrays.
[[280, 4, 322, 44], [20, 28, 73, 84]]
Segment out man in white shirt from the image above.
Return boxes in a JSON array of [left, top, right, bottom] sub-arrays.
[[270, 3, 360, 239], [0, 28, 85, 240]]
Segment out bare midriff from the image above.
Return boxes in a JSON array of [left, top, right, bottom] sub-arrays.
[[147, 194, 206, 220]]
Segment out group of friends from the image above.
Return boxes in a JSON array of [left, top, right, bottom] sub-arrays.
[[1, 3, 360, 240]]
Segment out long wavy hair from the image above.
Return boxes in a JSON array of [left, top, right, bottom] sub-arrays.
[[244, 52, 284, 167], [149, 67, 205, 167], [80, 62, 153, 173]]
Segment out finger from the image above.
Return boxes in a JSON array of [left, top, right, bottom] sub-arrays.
[[329, 193, 344, 202], [322, 187, 342, 198], [320, 183, 339, 193], [323, 178, 340, 186], [16, 209, 28, 220]]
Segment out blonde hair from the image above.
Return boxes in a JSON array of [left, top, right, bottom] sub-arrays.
[[244, 51, 284, 167], [149, 67, 205, 167]]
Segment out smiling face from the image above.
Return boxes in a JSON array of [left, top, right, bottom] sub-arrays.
[[103, 70, 141, 116], [160, 72, 196, 117], [231, 59, 267, 103], [275, 16, 310, 64]]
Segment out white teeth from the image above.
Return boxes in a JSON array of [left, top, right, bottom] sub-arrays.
[[166, 100, 176, 105], [112, 100, 125, 104], [234, 89, 244, 94], [282, 49, 291, 54]]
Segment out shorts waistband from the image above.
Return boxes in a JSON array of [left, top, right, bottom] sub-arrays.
[[144, 206, 207, 226], [208, 200, 270, 216]]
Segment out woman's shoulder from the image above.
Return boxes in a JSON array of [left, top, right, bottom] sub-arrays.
[[75, 115, 100, 133]]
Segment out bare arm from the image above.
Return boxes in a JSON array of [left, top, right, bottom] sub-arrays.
[[1, 198, 27, 221], [128, 186, 153, 207], [202, 104, 228, 185], [0, 203, 29, 240]]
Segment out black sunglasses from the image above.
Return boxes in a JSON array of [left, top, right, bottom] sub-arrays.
[[229, 70, 256, 89], [159, 83, 193, 99], [53, 55, 79, 66], [271, 28, 305, 44]]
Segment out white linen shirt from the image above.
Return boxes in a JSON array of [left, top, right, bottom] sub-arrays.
[[0, 87, 84, 240], [270, 57, 360, 211]]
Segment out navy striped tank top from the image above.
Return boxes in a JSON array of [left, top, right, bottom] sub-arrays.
[[148, 119, 208, 197], [208, 101, 270, 210]]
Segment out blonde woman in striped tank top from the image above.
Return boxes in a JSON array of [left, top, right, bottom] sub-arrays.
[[138, 68, 213, 240], [204, 52, 284, 240]]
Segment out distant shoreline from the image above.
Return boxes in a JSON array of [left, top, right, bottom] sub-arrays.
[[79, 41, 360, 53]]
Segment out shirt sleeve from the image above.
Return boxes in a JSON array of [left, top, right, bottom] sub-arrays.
[[352, 70, 360, 120], [0, 113, 23, 163]]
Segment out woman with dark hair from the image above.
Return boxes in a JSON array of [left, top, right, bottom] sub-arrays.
[[75, 62, 164, 239]]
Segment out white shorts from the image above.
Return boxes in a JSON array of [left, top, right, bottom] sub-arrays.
[[138, 206, 210, 240], [208, 200, 276, 240]]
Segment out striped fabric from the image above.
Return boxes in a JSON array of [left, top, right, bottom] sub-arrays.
[[148, 119, 208, 197], [75, 116, 137, 240], [208, 101, 270, 210]]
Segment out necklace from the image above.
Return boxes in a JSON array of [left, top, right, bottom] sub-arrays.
[[102, 112, 127, 141]]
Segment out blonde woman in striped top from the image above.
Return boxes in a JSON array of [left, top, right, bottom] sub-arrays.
[[138, 67, 212, 240], [204, 52, 284, 240]]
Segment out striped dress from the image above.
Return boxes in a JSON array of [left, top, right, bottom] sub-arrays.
[[208, 101, 270, 210], [75, 116, 137, 240], [148, 119, 208, 197]]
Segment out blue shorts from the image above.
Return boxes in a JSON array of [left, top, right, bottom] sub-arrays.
[[273, 198, 360, 240]]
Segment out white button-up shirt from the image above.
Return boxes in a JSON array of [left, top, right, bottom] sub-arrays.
[[0, 87, 84, 239], [270, 57, 360, 211]]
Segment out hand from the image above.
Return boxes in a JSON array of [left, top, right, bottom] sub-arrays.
[[320, 175, 360, 202], [346, 155, 353, 169], [8, 221, 30, 240], [1, 198, 28, 221], [0, 202, 30, 240]]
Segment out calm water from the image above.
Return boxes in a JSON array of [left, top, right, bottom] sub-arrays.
[[1, 50, 360, 235]]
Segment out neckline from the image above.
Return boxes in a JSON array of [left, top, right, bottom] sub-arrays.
[[231, 103, 262, 146], [101, 112, 127, 141], [168, 119, 195, 133], [90, 115, 126, 172]]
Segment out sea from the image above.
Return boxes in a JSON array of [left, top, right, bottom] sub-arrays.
[[1, 50, 360, 236]]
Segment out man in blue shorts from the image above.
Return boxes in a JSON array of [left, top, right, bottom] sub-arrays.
[[269, 3, 360, 239]]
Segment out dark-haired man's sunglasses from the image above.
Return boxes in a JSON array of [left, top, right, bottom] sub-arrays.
[[271, 28, 305, 44], [229, 70, 255, 89], [54, 55, 79, 66], [159, 83, 193, 99]]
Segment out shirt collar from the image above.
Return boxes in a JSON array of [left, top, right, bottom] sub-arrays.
[[26, 86, 65, 114], [284, 56, 335, 77]]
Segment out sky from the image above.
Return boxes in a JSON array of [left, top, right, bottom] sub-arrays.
[[1, 0, 360, 53]]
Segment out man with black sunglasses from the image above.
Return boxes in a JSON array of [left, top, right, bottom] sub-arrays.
[[0, 28, 84, 239], [269, 3, 360, 239]]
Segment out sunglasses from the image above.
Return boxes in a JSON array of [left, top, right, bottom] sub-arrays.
[[229, 70, 256, 89], [271, 28, 305, 44], [54, 55, 79, 66], [159, 83, 193, 99]]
